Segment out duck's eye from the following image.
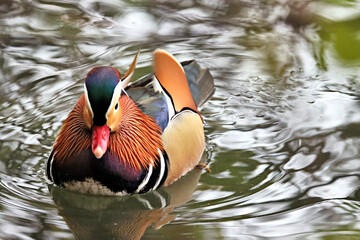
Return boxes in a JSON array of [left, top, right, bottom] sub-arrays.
[[115, 103, 119, 110]]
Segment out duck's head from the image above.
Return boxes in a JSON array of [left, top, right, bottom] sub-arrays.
[[83, 53, 138, 159]]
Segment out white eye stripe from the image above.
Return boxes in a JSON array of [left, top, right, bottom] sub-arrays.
[[106, 82, 124, 119], [84, 83, 94, 118]]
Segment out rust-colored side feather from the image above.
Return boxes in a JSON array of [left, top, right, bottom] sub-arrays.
[[53, 95, 92, 163], [108, 95, 163, 170]]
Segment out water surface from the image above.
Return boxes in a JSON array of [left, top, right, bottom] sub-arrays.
[[1, 0, 360, 239]]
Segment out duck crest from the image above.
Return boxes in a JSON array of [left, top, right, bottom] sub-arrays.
[[109, 95, 163, 171]]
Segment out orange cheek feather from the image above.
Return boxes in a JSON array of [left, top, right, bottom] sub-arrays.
[[92, 125, 110, 159], [107, 100, 123, 133], [83, 105, 93, 128]]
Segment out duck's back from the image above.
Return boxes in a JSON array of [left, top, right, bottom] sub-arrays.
[[127, 59, 215, 131]]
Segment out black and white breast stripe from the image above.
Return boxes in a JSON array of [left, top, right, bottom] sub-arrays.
[[46, 148, 169, 195], [136, 149, 169, 194], [46, 150, 55, 183]]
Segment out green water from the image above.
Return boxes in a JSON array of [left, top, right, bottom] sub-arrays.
[[1, 0, 360, 239]]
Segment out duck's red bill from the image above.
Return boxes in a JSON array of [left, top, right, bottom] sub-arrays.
[[92, 125, 110, 159]]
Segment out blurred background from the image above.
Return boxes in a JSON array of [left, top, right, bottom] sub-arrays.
[[1, 0, 360, 239]]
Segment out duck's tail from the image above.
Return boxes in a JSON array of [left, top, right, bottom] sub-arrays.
[[182, 60, 215, 108]]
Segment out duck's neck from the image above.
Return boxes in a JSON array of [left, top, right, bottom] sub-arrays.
[[108, 95, 163, 171]]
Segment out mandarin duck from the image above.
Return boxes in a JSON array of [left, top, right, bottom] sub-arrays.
[[46, 49, 214, 195]]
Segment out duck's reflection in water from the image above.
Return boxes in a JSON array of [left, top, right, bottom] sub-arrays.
[[49, 168, 202, 240]]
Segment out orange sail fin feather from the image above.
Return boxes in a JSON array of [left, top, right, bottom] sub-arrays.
[[109, 95, 163, 170], [153, 49, 199, 114], [121, 51, 140, 88]]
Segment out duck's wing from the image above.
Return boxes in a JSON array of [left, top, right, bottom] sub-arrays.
[[126, 85, 170, 132], [126, 50, 214, 132]]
